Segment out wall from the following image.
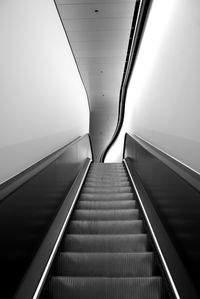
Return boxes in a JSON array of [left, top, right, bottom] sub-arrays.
[[0, 0, 89, 184], [90, 102, 118, 161], [106, 0, 200, 174]]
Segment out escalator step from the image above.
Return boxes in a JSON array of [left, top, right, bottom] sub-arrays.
[[90, 168, 125, 170], [86, 177, 129, 183], [82, 186, 132, 193], [55, 252, 155, 277], [84, 181, 130, 187], [90, 168, 125, 171], [62, 234, 149, 252], [76, 200, 137, 209], [87, 170, 127, 175], [79, 193, 134, 201], [91, 162, 124, 167], [88, 171, 127, 176], [87, 175, 128, 180], [43, 163, 165, 299], [47, 277, 163, 299], [68, 220, 144, 234], [72, 209, 139, 221], [90, 165, 125, 168]]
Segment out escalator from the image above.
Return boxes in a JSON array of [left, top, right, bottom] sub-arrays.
[[42, 162, 167, 299]]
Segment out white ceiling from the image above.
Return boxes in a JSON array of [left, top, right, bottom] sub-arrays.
[[55, 0, 136, 160]]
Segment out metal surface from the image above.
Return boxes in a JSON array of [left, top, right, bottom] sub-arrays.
[[14, 158, 92, 299], [55, 0, 136, 161], [124, 158, 199, 299], [0, 135, 92, 299], [124, 133, 200, 297], [43, 162, 165, 299], [0, 135, 87, 202], [127, 134, 200, 192]]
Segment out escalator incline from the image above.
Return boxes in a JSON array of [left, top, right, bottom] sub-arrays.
[[44, 163, 165, 299]]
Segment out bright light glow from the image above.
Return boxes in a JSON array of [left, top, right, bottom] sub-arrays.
[[106, 0, 176, 162]]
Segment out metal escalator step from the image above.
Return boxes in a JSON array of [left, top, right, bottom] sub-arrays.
[[90, 164, 124, 168], [91, 163, 123, 167], [87, 172, 128, 176], [47, 277, 163, 299], [90, 163, 124, 169], [82, 186, 132, 193], [89, 169, 125, 173], [55, 252, 155, 277], [72, 209, 139, 221], [84, 181, 130, 187], [86, 174, 129, 182], [76, 200, 137, 209], [68, 220, 144, 234], [86, 176, 129, 181], [79, 193, 134, 201], [88, 171, 127, 176], [62, 234, 149, 252], [91, 162, 124, 166], [89, 166, 125, 169]]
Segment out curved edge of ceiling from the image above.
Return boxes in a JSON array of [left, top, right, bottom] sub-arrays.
[[100, 0, 153, 163], [53, 0, 91, 113]]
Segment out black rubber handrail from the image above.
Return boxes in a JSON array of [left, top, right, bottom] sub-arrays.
[[14, 157, 92, 299], [100, 0, 153, 162]]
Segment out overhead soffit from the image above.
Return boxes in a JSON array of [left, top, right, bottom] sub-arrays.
[[55, 0, 136, 111]]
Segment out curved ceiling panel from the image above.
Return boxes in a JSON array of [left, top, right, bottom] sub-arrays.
[[55, 0, 136, 161]]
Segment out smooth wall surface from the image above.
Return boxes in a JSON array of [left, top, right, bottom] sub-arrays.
[[0, 0, 89, 183], [90, 102, 118, 161], [107, 0, 200, 173]]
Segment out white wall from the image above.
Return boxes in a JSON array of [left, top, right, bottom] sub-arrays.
[[107, 0, 200, 174], [0, 0, 89, 184]]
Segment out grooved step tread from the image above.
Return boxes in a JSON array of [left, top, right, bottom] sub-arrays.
[[86, 177, 129, 183], [79, 193, 134, 202], [82, 186, 132, 193], [87, 175, 129, 180], [68, 220, 144, 234], [44, 163, 165, 299], [55, 252, 155, 277], [76, 200, 137, 209], [62, 234, 149, 252], [47, 277, 163, 299], [72, 209, 140, 221], [88, 172, 127, 176], [84, 181, 130, 187]]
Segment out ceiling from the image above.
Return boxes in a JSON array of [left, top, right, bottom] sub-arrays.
[[55, 0, 136, 161]]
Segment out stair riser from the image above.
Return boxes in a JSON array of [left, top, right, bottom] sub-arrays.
[[62, 235, 149, 252], [76, 201, 137, 209], [68, 220, 144, 234], [72, 210, 140, 221], [82, 187, 132, 193], [79, 193, 134, 201], [47, 277, 163, 299], [55, 253, 155, 277], [84, 182, 130, 187]]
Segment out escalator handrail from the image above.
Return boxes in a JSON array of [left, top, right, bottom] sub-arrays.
[[100, 0, 153, 162], [124, 158, 199, 299], [0, 134, 92, 202], [14, 158, 92, 299]]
